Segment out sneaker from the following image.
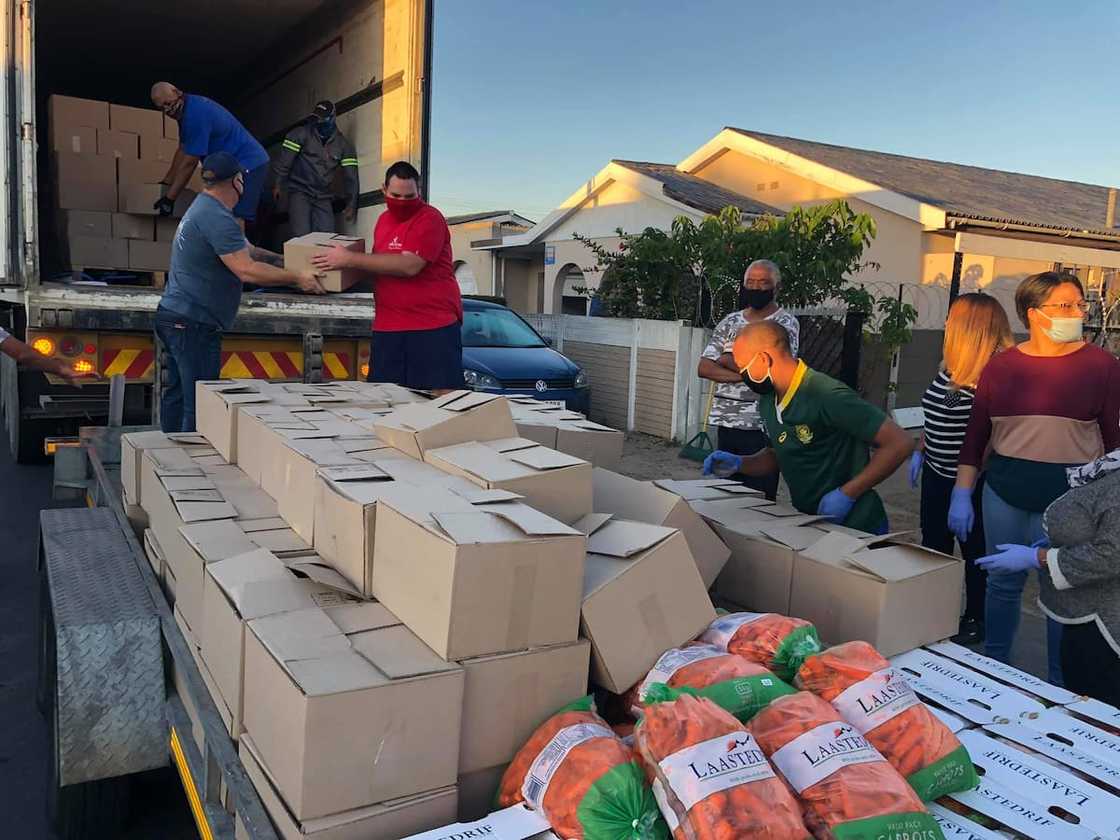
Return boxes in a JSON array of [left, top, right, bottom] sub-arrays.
[[951, 618, 984, 646]]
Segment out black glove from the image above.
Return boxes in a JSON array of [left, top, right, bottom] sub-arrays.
[[153, 196, 175, 217]]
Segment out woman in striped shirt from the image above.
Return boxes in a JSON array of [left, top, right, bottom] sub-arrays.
[[912, 293, 1013, 644]]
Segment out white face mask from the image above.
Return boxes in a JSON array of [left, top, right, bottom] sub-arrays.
[[1039, 310, 1083, 343]]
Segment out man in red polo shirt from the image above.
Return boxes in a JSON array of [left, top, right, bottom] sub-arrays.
[[311, 161, 463, 391]]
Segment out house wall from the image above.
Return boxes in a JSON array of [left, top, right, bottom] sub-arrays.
[[450, 221, 498, 295]]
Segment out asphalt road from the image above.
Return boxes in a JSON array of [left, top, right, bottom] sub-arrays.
[[0, 446, 196, 840]]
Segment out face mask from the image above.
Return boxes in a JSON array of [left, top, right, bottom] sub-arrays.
[[1039, 310, 1083, 343], [316, 116, 336, 141], [165, 96, 185, 120], [385, 195, 422, 221], [233, 178, 244, 199], [743, 353, 776, 395], [742, 288, 775, 310]]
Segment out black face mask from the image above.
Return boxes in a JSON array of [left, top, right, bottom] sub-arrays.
[[741, 354, 776, 394], [741, 288, 775, 311]]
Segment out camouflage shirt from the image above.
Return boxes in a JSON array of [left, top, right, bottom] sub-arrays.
[[702, 308, 800, 430]]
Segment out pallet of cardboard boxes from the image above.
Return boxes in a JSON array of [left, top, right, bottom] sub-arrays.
[[49, 94, 201, 276], [124, 384, 974, 838]]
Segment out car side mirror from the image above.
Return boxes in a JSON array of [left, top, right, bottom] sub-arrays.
[[542, 337, 553, 347]]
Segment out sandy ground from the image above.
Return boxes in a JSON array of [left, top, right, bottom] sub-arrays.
[[616, 431, 1049, 678]]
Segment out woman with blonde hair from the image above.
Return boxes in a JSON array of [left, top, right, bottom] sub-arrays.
[[911, 293, 1013, 644]]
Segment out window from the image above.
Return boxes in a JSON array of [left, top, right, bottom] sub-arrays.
[[461, 308, 546, 348]]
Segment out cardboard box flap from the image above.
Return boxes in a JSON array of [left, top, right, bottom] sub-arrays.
[[485, 437, 543, 454], [757, 523, 829, 551], [180, 519, 258, 562], [574, 512, 614, 536], [428, 442, 527, 482], [305, 395, 351, 405], [286, 561, 363, 599], [216, 482, 280, 521], [149, 447, 204, 475], [174, 498, 238, 523], [170, 488, 225, 503], [445, 482, 522, 504], [375, 455, 458, 485], [803, 531, 956, 582], [350, 624, 460, 679], [187, 447, 220, 459], [565, 420, 617, 432], [166, 432, 210, 445], [248, 527, 311, 556], [239, 517, 289, 533], [377, 483, 478, 525], [284, 438, 361, 466], [318, 464, 391, 482], [431, 390, 501, 411], [587, 518, 676, 558], [432, 504, 581, 543], [505, 447, 586, 471], [222, 393, 274, 407], [193, 455, 228, 467], [485, 502, 582, 536], [591, 469, 675, 520], [338, 438, 391, 454], [322, 475, 402, 506], [250, 607, 349, 663], [323, 601, 398, 634], [276, 427, 336, 441], [290, 650, 386, 695], [162, 475, 217, 491], [653, 478, 752, 499], [201, 381, 258, 394]]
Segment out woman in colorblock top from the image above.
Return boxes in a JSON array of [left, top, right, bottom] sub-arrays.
[[912, 293, 1013, 645], [953, 272, 1120, 683]]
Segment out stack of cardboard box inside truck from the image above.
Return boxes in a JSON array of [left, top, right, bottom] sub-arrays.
[[49, 94, 200, 274], [120, 383, 965, 839]]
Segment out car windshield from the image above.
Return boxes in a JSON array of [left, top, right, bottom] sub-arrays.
[[461, 308, 546, 348]]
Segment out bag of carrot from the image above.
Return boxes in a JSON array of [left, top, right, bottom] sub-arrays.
[[700, 613, 821, 681], [795, 641, 978, 801], [625, 643, 796, 721], [749, 692, 945, 840], [498, 696, 669, 839], [635, 691, 811, 840]]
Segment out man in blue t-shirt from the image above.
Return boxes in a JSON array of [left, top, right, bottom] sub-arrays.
[[151, 82, 269, 225], [156, 152, 326, 433]]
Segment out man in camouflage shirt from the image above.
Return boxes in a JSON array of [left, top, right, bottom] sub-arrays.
[[698, 259, 799, 499]]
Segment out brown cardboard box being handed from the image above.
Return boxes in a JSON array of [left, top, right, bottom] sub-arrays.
[[284, 233, 366, 292]]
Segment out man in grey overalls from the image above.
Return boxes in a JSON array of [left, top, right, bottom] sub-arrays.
[[272, 100, 360, 236]]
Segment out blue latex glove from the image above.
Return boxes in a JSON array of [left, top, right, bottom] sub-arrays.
[[1031, 536, 1050, 550], [702, 450, 743, 477], [947, 487, 974, 542], [908, 450, 923, 488], [975, 543, 1041, 574], [817, 488, 856, 523]]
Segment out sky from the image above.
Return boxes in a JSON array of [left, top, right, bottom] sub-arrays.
[[427, 0, 1120, 223]]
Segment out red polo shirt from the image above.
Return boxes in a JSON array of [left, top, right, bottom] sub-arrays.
[[371, 202, 462, 332]]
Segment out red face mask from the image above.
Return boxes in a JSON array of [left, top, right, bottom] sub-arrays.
[[385, 195, 422, 221]]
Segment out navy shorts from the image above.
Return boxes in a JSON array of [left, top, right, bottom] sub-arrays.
[[370, 321, 463, 390], [233, 162, 268, 221]]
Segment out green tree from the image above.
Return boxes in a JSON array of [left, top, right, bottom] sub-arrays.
[[572, 199, 879, 324]]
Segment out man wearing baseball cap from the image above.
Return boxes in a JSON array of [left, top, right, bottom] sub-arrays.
[[272, 100, 360, 236], [155, 151, 326, 433]]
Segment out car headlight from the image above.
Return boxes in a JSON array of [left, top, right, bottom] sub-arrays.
[[463, 369, 501, 390], [574, 369, 588, 388]]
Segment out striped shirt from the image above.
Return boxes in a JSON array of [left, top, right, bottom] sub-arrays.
[[920, 370, 973, 479]]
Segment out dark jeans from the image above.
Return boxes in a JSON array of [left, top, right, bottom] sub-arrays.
[[288, 191, 335, 236], [370, 322, 463, 390], [1061, 621, 1120, 707], [716, 426, 779, 501], [920, 468, 988, 622], [155, 311, 222, 433]]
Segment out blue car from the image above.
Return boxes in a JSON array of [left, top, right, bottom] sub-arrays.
[[460, 299, 589, 414]]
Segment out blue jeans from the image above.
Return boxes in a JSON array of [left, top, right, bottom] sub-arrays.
[[155, 311, 222, 433], [982, 483, 1064, 685]]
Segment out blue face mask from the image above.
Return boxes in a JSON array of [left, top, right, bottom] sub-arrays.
[[316, 116, 336, 141]]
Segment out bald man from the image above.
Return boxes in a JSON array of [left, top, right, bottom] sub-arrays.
[[703, 321, 914, 534], [151, 82, 269, 225]]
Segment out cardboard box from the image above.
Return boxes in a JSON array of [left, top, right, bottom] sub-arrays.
[[458, 641, 590, 774], [164, 114, 179, 140], [195, 382, 278, 462], [109, 104, 163, 141], [148, 136, 178, 163], [96, 128, 139, 160], [65, 236, 128, 270], [373, 391, 517, 460], [128, 238, 173, 271], [118, 157, 168, 185], [791, 530, 962, 656], [456, 766, 506, 822], [119, 182, 196, 217], [124, 502, 148, 538], [578, 515, 716, 693], [52, 151, 117, 212], [283, 233, 366, 292], [58, 209, 112, 240], [242, 601, 464, 820], [237, 735, 457, 840], [156, 217, 180, 242], [121, 430, 209, 505], [143, 528, 164, 581], [200, 547, 357, 739], [48, 95, 109, 153], [372, 492, 586, 660], [407, 804, 555, 840], [592, 469, 730, 588], [112, 213, 155, 240], [426, 438, 592, 525], [267, 437, 373, 543]]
